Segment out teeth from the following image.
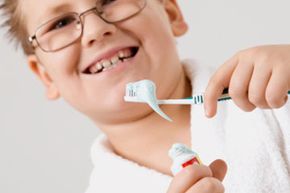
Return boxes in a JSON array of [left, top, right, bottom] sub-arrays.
[[102, 60, 112, 68], [87, 48, 136, 74], [118, 51, 124, 58], [111, 56, 119, 65], [89, 64, 98, 74], [118, 49, 132, 59], [118, 49, 131, 59], [97, 63, 103, 70]]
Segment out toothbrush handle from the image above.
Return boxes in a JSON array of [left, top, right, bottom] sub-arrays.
[[218, 89, 290, 101], [157, 89, 290, 105], [158, 99, 194, 104], [158, 88, 229, 105]]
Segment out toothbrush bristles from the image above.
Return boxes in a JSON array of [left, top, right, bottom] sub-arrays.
[[129, 89, 136, 97]]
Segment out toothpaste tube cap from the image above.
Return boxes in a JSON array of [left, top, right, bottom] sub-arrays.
[[169, 143, 202, 175]]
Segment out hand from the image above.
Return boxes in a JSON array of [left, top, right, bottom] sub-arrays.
[[167, 159, 227, 193], [204, 44, 290, 117]]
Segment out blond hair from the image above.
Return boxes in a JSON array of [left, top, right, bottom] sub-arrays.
[[0, 0, 33, 55]]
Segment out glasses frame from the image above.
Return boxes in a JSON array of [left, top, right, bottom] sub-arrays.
[[28, 0, 147, 52]]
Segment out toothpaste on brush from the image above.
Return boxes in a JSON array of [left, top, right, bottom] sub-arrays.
[[125, 79, 172, 121], [168, 143, 202, 175]]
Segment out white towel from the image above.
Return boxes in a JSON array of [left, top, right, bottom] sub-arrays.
[[184, 59, 290, 193], [85, 60, 290, 193], [85, 134, 172, 193]]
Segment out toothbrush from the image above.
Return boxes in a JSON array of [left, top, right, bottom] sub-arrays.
[[124, 79, 290, 121], [125, 81, 290, 105], [124, 80, 230, 105]]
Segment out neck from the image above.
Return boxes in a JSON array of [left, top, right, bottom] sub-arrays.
[[99, 67, 192, 175]]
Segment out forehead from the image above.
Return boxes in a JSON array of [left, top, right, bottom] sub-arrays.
[[24, 0, 96, 34]]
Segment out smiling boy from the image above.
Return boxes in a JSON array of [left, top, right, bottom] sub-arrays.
[[1, 0, 290, 193]]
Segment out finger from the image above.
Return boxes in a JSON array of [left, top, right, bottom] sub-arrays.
[[204, 56, 237, 118], [209, 159, 227, 181], [186, 177, 224, 193], [229, 61, 256, 111], [265, 65, 289, 108], [167, 164, 213, 193], [248, 62, 272, 109]]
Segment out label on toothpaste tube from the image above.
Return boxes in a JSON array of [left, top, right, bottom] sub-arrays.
[[168, 143, 202, 175]]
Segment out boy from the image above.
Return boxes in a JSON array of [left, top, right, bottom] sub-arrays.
[[1, 0, 289, 192]]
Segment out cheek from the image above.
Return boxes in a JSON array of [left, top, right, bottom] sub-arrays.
[[142, 15, 175, 48], [121, 1, 176, 52], [41, 46, 80, 78], [37, 47, 83, 104], [140, 18, 179, 71], [125, 23, 182, 99]]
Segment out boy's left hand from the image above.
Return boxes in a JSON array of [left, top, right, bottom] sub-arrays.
[[204, 44, 290, 118]]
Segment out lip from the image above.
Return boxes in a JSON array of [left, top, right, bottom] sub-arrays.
[[81, 46, 138, 73]]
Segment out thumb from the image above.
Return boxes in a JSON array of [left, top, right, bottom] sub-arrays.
[[209, 159, 227, 181]]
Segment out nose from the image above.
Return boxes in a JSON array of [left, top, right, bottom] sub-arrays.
[[81, 12, 117, 48]]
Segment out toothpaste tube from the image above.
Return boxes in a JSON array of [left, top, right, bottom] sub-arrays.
[[168, 143, 202, 175]]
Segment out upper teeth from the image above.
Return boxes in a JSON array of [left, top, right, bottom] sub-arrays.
[[89, 49, 132, 74]]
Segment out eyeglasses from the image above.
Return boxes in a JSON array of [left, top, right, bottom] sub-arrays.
[[28, 0, 147, 52]]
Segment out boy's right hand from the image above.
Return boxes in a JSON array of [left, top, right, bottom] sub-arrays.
[[167, 159, 227, 193]]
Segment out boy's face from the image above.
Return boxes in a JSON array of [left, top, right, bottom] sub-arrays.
[[25, 0, 187, 125]]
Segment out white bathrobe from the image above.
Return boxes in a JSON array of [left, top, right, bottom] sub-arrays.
[[85, 60, 290, 193]]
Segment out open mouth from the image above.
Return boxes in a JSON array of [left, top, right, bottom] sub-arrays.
[[83, 47, 139, 74]]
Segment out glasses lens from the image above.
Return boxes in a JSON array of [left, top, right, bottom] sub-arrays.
[[36, 13, 82, 51], [97, 0, 146, 22], [34, 0, 146, 52]]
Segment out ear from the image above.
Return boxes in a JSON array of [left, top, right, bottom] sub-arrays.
[[27, 55, 60, 100], [164, 0, 188, 36]]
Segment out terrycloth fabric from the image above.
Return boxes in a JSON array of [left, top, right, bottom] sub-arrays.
[[85, 60, 290, 193]]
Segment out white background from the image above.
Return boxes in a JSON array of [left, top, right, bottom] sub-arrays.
[[1, 0, 290, 193]]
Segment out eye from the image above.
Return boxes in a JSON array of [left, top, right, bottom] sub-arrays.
[[99, 0, 117, 6], [48, 15, 77, 31]]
